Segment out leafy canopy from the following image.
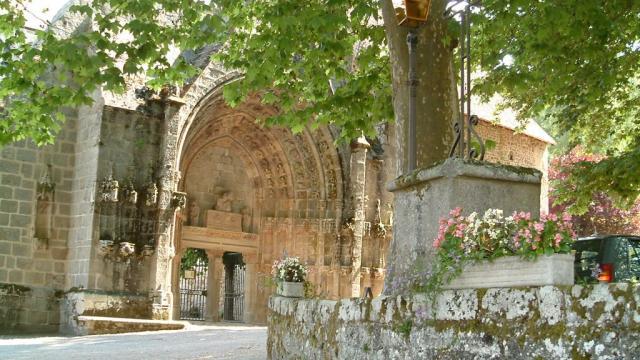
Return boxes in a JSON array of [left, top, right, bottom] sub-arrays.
[[473, 0, 640, 212], [1, 0, 640, 211], [0, 0, 388, 144]]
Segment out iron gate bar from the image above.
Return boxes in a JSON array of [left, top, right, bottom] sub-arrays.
[[223, 264, 245, 322], [179, 258, 208, 321]]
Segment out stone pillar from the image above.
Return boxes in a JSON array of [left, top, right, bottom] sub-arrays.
[[243, 254, 258, 324], [383, 158, 542, 294], [170, 248, 184, 320], [349, 136, 370, 298], [205, 250, 223, 322], [148, 97, 185, 320]]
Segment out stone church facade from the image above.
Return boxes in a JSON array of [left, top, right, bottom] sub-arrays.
[[0, 16, 553, 335]]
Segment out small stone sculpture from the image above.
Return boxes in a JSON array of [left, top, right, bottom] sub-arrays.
[[215, 191, 233, 212], [189, 199, 201, 226], [146, 182, 158, 206]]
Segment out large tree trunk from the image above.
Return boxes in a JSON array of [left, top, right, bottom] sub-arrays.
[[380, 0, 459, 295], [381, 0, 457, 176]]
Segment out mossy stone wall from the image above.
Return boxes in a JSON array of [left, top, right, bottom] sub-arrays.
[[268, 284, 639, 359]]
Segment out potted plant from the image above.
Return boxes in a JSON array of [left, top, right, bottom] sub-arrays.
[[425, 208, 576, 291], [272, 257, 308, 298]]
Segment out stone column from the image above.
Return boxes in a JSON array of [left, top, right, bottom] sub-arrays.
[[170, 248, 185, 320], [148, 97, 185, 320], [205, 250, 223, 322], [349, 136, 370, 298], [243, 254, 258, 324]]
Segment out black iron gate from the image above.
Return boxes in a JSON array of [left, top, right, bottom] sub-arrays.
[[223, 264, 245, 321], [179, 258, 208, 321]]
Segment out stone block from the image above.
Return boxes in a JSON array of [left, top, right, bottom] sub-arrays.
[[20, 163, 33, 178], [16, 257, 33, 269], [29, 310, 48, 325], [0, 213, 9, 226], [21, 179, 35, 189], [51, 248, 68, 260], [12, 243, 30, 257], [18, 202, 32, 215], [8, 269, 23, 283], [444, 254, 575, 289], [0, 228, 21, 241], [385, 159, 542, 292], [10, 214, 31, 227], [14, 188, 34, 201], [0, 159, 20, 173], [34, 260, 53, 272], [1, 200, 18, 213], [25, 271, 45, 285], [206, 210, 242, 231], [1, 174, 22, 187], [0, 269, 7, 282], [15, 149, 36, 162], [54, 262, 65, 273], [0, 186, 13, 199], [0, 146, 15, 159]]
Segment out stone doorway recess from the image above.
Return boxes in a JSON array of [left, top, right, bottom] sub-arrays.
[[178, 249, 209, 321], [223, 252, 245, 322]]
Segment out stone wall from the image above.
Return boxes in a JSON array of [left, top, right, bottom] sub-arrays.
[[0, 107, 77, 333], [476, 121, 551, 212], [60, 289, 152, 334], [0, 283, 62, 334], [268, 284, 640, 359]]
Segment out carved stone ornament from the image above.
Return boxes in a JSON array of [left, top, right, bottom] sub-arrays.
[[121, 179, 138, 204], [141, 244, 155, 257], [98, 168, 119, 203], [36, 165, 55, 200], [171, 191, 187, 210], [145, 181, 158, 207], [98, 239, 115, 258], [372, 267, 385, 279], [118, 242, 136, 258]]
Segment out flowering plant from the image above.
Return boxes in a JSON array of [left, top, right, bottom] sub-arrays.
[[434, 207, 576, 261], [271, 256, 308, 283], [410, 208, 576, 299]]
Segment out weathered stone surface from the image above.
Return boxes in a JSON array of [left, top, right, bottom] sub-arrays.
[[268, 284, 640, 359], [385, 158, 542, 295], [445, 254, 574, 289], [75, 316, 185, 335], [60, 290, 153, 335]]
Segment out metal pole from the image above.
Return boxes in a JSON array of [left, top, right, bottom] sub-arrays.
[[407, 30, 418, 172], [465, 6, 472, 159], [459, 11, 466, 159]]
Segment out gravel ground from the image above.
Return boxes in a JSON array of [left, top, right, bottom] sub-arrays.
[[0, 323, 267, 360]]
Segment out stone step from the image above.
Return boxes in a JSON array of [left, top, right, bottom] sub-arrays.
[[76, 316, 187, 335]]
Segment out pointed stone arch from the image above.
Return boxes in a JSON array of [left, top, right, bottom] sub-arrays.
[[160, 61, 345, 323]]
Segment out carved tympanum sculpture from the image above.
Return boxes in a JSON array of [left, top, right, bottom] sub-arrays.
[[215, 191, 233, 212]]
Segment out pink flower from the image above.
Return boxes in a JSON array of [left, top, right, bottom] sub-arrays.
[[433, 236, 443, 248], [562, 212, 572, 222], [450, 207, 462, 217], [534, 222, 544, 232], [554, 233, 562, 247]]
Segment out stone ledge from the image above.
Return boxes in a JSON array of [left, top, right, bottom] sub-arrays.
[[388, 158, 542, 192], [268, 284, 640, 359], [76, 316, 186, 335]]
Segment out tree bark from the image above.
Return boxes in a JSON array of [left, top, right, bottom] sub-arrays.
[[381, 0, 457, 176]]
